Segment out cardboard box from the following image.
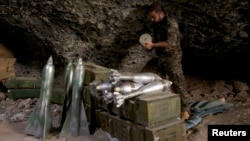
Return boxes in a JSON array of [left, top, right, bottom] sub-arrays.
[[0, 44, 14, 58], [0, 70, 15, 80], [0, 58, 16, 67], [0, 58, 16, 80]]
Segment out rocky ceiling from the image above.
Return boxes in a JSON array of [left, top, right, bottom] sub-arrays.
[[0, 0, 249, 80]]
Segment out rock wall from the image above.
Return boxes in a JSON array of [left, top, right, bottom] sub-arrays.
[[0, 0, 249, 79]]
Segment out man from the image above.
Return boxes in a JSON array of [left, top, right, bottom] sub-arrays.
[[143, 1, 190, 120]]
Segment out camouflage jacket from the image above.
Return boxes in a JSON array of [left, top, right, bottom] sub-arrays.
[[152, 16, 182, 56]]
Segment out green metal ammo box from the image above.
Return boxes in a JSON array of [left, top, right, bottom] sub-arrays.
[[83, 62, 111, 85], [134, 91, 181, 127], [4, 77, 41, 89], [144, 118, 185, 141]]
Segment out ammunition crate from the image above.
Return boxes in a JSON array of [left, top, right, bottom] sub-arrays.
[[97, 111, 184, 141], [84, 103, 97, 134], [119, 91, 181, 127], [95, 110, 112, 133], [119, 99, 137, 122], [136, 92, 181, 127], [50, 88, 65, 105], [82, 86, 112, 112], [7, 88, 40, 99], [84, 103, 98, 128], [94, 98, 107, 110], [95, 109, 102, 127], [7, 88, 64, 104], [84, 103, 92, 123], [83, 62, 111, 85], [131, 124, 145, 141], [93, 91, 181, 127], [3, 77, 41, 89], [82, 86, 93, 105], [108, 103, 121, 116], [109, 115, 132, 141], [144, 119, 185, 141]]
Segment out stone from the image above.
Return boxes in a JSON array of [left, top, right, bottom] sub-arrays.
[[189, 88, 202, 96], [224, 84, 233, 91], [235, 91, 248, 102], [232, 81, 249, 92], [0, 92, 6, 101], [218, 86, 232, 95]]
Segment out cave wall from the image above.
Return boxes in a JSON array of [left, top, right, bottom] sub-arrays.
[[0, 0, 249, 79]]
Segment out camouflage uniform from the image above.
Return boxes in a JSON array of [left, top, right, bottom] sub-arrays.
[[152, 16, 189, 112]]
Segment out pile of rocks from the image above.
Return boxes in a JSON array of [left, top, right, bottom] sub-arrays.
[[0, 95, 62, 127], [185, 76, 250, 103]]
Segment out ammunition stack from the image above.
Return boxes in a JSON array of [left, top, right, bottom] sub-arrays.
[[82, 62, 112, 132], [4, 77, 64, 105], [82, 63, 185, 141]]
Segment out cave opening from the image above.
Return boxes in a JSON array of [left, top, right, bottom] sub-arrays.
[[0, 25, 64, 85], [0, 27, 51, 63], [182, 47, 250, 82]]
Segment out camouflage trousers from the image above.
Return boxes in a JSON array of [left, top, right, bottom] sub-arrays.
[[157, 53, 189, 112]]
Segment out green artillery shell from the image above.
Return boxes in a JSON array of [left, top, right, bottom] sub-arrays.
[[24, 56, 55, 138], [60, 59, 74, 127], [70, 58, 89, 136]]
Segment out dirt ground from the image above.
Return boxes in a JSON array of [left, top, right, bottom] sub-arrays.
[[185, 92, 250, 141], [187, 102, 250, 141], [1, 61, 250, 141]]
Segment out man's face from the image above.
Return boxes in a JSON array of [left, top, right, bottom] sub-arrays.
[[148, 11, 164, 23]]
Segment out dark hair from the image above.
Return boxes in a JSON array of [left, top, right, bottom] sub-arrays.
[[148, 1, 165, 14]]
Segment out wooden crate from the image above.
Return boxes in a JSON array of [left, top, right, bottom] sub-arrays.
[[0, 70, 15, 80], [0, 58, 16, 67], [0, 43, 14, 58], [0, 58, 16, 80], [0, 65, 14, 72]]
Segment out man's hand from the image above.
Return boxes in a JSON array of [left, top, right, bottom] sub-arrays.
[[143, 42, 154, 51]]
